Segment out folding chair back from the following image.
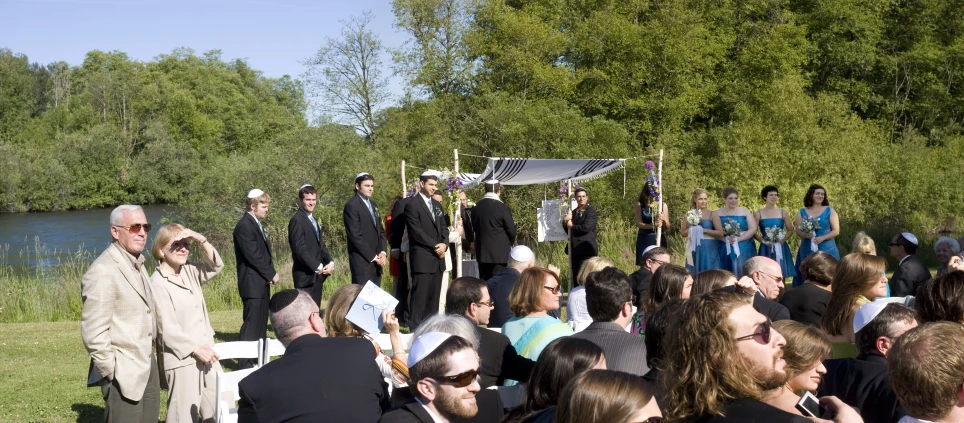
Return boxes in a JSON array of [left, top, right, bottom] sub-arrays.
[[260, 338, 286, 366], [215, 367, 257, 423]]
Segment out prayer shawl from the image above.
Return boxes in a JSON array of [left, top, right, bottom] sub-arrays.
[[461, 158, 624, 188]]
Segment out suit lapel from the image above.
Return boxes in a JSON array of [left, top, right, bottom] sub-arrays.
[[301, 210, 320, 244], [107, 244, 148, 304], [247, 213, 272, 252]]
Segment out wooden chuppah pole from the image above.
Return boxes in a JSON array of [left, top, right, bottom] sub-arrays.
[[401, 160, 407, 197], [655, 149, 664, 246], [567, 179, 575, 290], [454, 149, 462, 278]]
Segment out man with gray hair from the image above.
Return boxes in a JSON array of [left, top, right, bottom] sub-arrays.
[[743, 256, 791, 322], [487, 245, 536, 328], [81, 205, 160, 423], [238, 289, 388, 422]]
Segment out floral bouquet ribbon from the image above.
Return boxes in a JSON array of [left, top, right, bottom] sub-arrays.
[[728, 238, 741, 258], [686, 226, 704, 266], [810, 233, 819, 252], [773, 242, 784, 264]]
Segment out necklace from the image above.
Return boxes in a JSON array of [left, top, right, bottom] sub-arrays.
[[784, 383, 794, 393]]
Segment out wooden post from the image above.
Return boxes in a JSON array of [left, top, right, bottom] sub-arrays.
[[401, 160, 407, 197], [655, 149, 664, 246], [567, 179, 574, 291], [454, 149, 462, 278]]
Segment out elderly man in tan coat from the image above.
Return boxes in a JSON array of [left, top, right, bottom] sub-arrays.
[[81, 205, 160, 423]]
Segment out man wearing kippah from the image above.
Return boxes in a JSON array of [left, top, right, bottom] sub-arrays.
[[404, 170, 449, 329], [233, 189, 279, 369], [888, 232, 931, 297], [344, 173, 388, 286], [470, 179, 516, 281], [288, 184, 334, 306]]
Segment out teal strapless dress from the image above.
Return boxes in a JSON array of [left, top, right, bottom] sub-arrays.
[[794, 207, 840, 287], [717, 215, 757, 278], [758, 217, 798, 280], [686, 219, 723, 274]]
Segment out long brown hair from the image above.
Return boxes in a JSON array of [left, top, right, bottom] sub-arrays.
[[820, 253, 886, 336], [646, 264, 691, 313], [555, 370, 657, 423], [773, 320, 831, 382]]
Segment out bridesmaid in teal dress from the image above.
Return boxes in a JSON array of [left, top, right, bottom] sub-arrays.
[[793, 184, 841, 287], [712, 187, 758, 278], [681, 188, 723, 273], [753, 186, 798, 282]]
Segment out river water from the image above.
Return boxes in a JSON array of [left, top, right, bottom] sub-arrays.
[[0, 205, 179, 275]]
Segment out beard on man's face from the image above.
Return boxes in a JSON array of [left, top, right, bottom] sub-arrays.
[[435, 386, 478, 420], [751, 350, 787, 391]]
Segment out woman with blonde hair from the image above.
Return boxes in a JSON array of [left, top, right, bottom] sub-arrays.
[[763, 321, 831, 415], [820, 253, 888, 356], [681, 188, 723, 273], [566, 256, 614, 326], [150, 224, 224, 423], [555, 370, 661, 423], [502, 267, 573, 372]]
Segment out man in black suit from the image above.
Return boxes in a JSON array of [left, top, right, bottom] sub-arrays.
[[630, 246, 670, 304], [444, 277, 534, 388], [344, 172, 388, 286], [233, 189, 279, 369], [818, 303, 918, 423], [390, 195, 414, 324], [743, 256, 791, 322], [486, 246, 535, 328], [572, 267, 649, 376], [379, 334, 481, 423], [889, 232, 932, 297], [238, 290, 387, 423], [563, 188, 597, 278], [405, 170, 449, 328], [287, 184, 334, 306], [470, 180, 516, 281]]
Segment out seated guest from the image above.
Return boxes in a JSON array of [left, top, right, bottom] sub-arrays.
[[572, 267, 649, 376], [630, 246, 670, 303], [779, 251, 837, 327], [555, 370, 662, 423], [631, 263, 692, 337], [743, 256, 792, 322], [691, 269, 738, 296], [501, 267, 573, 371], [325, 284, 409, 389], [150, 224, 224, 423], [888, 322, 964, 423], [934, 236, 961, 276], [444, 277, 534, 388], [889, 232, 931, 297], [762, 321, 831, 415], [643, 298, 685, 413], [502, 337, 605, 423], [915, 270, 964, 324], [379, 333, 482, 423], [566, 256, 613, 327], [821, 253, 889, 348], [818, 302, 918, 423], [487, 246, 535, 328], [238, 290, 387, 422], [851, 231, 877, 255]]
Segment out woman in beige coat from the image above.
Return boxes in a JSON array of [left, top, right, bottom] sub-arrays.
[[151, 224, 223, 423]]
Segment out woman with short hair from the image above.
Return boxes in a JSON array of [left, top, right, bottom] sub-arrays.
[[779, 251, 838, 327], [502, 267, 574, 368], [934, 236, 962, 277], [754, 185, 797, 282]]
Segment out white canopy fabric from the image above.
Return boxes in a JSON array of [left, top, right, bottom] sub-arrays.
[[460, 158, 625, 188]]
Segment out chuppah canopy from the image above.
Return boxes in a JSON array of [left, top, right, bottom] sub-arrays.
[[459, 158, 626, 189]]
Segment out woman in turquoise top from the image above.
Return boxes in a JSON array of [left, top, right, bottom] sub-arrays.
[[794, 184, 841, 287], [711, 186, 758, 278], [754, 185, 798, 282], [681, 188, 723, 273], [502, 266, 573, 385]]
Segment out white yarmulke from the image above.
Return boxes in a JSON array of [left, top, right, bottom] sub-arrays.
[[854, 301, 888, 333], [299, 184, 313, 190], [355, 172, 370, 180], [247, 189, 265, 199], [485, 179, 500, 184], [642, 245, 658, 256], [421, 169, 442, 179], [510, 245, 534, 262], [901, 232, 919, 246], [408, 332, 453, 368]]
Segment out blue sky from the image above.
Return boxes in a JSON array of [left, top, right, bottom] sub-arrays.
[[0, 0, 410, 101]]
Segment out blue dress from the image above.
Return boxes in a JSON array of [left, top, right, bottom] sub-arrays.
[[794, 207, 840, 287], [685, 219, 723, 274], [717, 215, 757, 278], [635, 205, 667, 265], [757, 214, 798, 280]]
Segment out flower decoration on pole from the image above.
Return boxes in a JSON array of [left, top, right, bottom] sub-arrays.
[[557, 181, 582, 223], [644, 160, 661, 228], [439, 168, 463, 221]]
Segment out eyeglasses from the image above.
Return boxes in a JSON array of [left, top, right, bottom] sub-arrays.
[[735, 319, 772, 344], [544, 285, 562, 294], [649, 259, 670, 266], [475, 301, 495, 308], [758, 271, 784, 284], [433, 368, 480, 388], [114, 223, 152, 233], [889, 243, 900, 247]]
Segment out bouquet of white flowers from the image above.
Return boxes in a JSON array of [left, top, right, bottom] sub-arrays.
[[686, 209, 702, 226], [800, 216, 822, 251], [763, 226, 787, 245], [723, 219, 742, 237]]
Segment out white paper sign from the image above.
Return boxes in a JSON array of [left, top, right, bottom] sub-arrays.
[[538, 199, 569, 242], [346, 281, 400, 335]]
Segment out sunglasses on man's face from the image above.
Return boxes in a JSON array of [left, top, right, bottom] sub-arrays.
[[114, 223, 152, 234], [735, 319, 772, 344], [434, 368, 480, 388]]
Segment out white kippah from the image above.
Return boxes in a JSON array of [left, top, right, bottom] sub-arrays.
[[407, 332, 453, 368], [485, 179, 499, 184], [355, 172, 370, 180], [901, 232, 919, 246], [510, 245, 534, 262], [421, 169, 442, 178], [299, 184, 313, 190], [642, 245, 658, 256], [246, 189, 265, 199], [853, 301, 888, 333]]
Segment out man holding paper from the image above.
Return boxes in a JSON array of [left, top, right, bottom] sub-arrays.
[[405, 170, 449, 329]]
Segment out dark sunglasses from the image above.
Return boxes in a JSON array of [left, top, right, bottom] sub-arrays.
[[735, 319, 772, 344], [544, 285, 562, 294], [434, 368, 480, 388], [114, 223, 152, 233]]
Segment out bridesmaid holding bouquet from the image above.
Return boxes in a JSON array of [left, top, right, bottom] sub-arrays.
[[680, 188, 723, 273], [754, 186, 798, 283], [794, 184, 841, 286], [712, 186, 758, 277]]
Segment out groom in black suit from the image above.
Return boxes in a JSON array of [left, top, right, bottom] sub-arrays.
[[470, 180, 516, 281], [233, 188, 279, 369], [405, 170, 449, 329], [564, 187, 598, 278], [344, 173, 387, 286], [288, 184, 334, 306]]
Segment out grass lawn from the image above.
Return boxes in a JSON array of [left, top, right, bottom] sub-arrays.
[[0, 310, 247, 423]]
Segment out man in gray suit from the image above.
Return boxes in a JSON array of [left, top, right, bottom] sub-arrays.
[[572, 266, 649, 376], [81, 205, 160, 423]]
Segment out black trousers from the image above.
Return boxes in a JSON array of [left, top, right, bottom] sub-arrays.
[[478, 262, 506, 281], [101, 353, 160, 423], [409, 271, 443, 329], [394, 260, 410, 324], [351, 272, 382, 287], [239, 297, 268, 369]]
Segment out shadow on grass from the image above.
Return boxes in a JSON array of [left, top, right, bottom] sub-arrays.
[[71, 403, 103, 423]]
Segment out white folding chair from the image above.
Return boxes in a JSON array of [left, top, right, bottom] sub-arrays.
[[259, 338, 286, 366], [212, 339, 263, 366], [215, 367, 258, 423]]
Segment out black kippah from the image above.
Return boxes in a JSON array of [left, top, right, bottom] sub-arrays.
[[269, 289, 301, 313]]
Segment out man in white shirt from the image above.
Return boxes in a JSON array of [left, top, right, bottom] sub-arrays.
[[889, 322, 964, 423]]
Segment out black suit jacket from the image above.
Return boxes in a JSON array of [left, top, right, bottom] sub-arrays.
[[233, 213, 276, 299], [486, 268, 521, 328], [753, 292, 791, 322], [390, 197, 412, 251], [404, 194, 448, 274], [686, 398, 812, 423], [380, 392, 504, 423], [344, 194, 387, 278], [889, 255, 932, 297], [564, 204, 598, 256], [238, 335, 387, 423], [477, 325, 535, 388], [470, 197, 516, 264], [288, 209, 333, 289], [817, 353, 907, 423]]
